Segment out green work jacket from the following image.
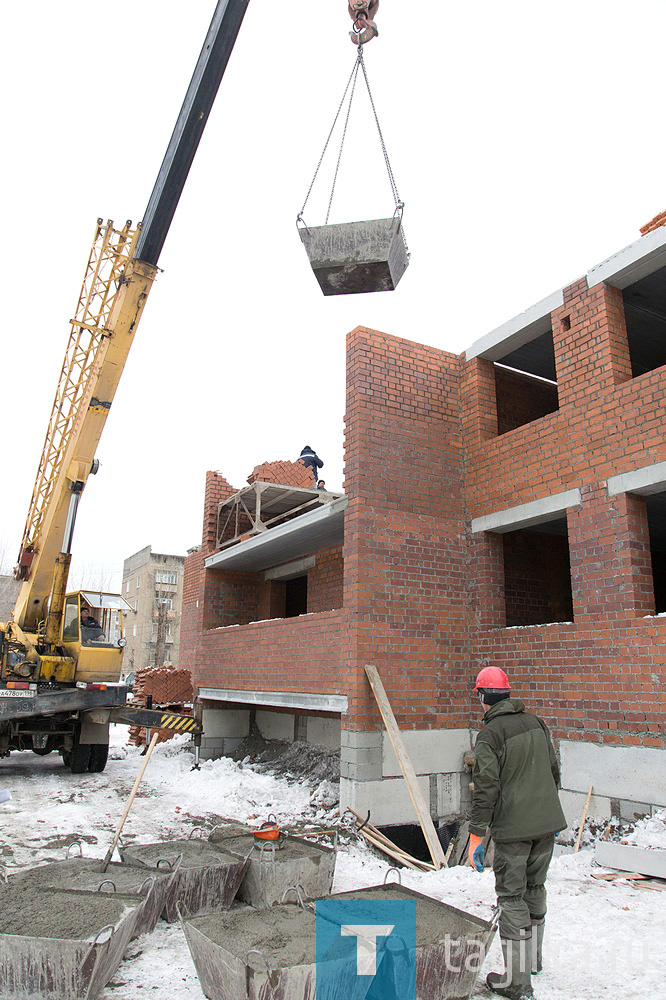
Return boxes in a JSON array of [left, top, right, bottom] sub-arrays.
[[470, 699, 566, 843]]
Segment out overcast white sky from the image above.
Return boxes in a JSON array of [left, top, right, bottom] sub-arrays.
[[2, 0, 665, 591]]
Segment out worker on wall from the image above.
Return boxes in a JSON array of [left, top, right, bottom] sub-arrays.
[[297, 445, 323, 486], [468, 667, 566, 1000]]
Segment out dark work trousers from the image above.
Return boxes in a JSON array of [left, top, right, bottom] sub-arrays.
[[493, 833, 555, 939]]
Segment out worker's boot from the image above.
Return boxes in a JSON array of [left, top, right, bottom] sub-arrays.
[[486, 933, 534, 999], [531, 917, 545, 974]]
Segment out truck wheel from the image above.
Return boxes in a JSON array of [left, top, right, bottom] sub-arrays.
[[88, 743, 109, 773], [70, 742, 92, 773]]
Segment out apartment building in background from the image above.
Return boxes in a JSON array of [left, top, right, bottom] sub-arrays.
[[122, 547, 185, 675]]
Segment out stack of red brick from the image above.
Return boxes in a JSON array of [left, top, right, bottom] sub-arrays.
[[128, 664, 194, 746], [247, 460, 315, 488], [640, 209, 666, 235]]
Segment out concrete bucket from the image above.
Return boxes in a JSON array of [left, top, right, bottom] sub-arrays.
[[180, 882, 497, 1000], [0, 884, 149, 1000], [209, 827, 336, 909], [119, 838, 248, 921], [8, 857, 179, 938], [299, 218, 409, 295]]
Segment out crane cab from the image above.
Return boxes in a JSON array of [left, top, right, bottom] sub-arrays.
[[61, 591, 133, 683]]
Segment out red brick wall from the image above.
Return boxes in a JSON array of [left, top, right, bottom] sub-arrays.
[[343, 328, 469, 732], [191, 610, 352, 699], [465, 275, 666, 749], [308, 547, 343, 613]]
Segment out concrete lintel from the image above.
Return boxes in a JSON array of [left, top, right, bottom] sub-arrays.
[[198, 687, 348, 714], [265, 556, 316, 581], [471, 489, 581, 534], [465, 289, 564, 363], [586, 225, 666, 290], [607, 461, 666, 498], [595, 842, 666, 879]]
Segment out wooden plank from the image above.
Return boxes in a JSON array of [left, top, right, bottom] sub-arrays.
[[574, 785, 593, 853], [450, 820, 470, 867], [591, 871, 648, 882], [356, 827, 422, 870], [364, 665, 446, 870], [346, 807, 436, 870]]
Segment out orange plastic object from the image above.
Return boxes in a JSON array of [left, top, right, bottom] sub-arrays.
[[254, 822, 280, 841]]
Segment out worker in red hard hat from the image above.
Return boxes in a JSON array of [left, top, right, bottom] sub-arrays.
[[468, 667, 566, 1000]]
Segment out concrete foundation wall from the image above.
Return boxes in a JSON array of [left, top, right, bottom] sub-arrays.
[[200, 706, 250, 760], [306, 716, 341, 750], [559, 740, 666, 822], [255, 710, 296, 741]]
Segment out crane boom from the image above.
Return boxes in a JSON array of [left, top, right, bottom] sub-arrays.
[[12, 0, 250, 636]]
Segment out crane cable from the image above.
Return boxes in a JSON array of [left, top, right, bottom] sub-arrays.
[[297, 45, 404, 229]]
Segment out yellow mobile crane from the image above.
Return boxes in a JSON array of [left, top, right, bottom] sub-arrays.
[[0, 0, 251, 772]]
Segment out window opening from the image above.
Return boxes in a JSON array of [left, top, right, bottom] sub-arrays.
[[493, 329, 559, 434], [646, 491, 666, 614], [502, 515, 573, 626], [285, 575, 308, 618], [622, 267, 666, 377]]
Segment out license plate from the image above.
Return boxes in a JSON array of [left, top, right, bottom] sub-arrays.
[[0, 690, 34, 698]]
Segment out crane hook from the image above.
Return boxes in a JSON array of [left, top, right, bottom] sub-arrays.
[[348, 0, 379, 45]]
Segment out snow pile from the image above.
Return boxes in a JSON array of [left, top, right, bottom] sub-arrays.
[[624, 807, 666, 850]]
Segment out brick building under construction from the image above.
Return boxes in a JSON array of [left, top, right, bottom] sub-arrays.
[[180, 215, 666, 829]]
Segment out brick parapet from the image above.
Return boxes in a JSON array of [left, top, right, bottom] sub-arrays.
[[464, 365, 666, 517]]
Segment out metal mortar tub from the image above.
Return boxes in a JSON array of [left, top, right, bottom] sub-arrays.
[[333, 884, 498, 1000], [180, 882, 496, 1000], [119, 838, 248, 921], [299, 217, 409, 295], [0, 884, 148, 1000], [209, 828, 336, 910], [8, 857, 178, 937]]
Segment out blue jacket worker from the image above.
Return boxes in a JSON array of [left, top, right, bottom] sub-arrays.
[[298, 445, 323, 485]]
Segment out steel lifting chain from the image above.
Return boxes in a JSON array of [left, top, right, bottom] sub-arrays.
[[297, 41, 403, 228]]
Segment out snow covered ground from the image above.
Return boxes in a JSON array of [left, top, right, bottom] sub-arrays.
[[1, 725, 664, 999]]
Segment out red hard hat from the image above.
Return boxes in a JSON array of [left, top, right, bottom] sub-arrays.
[[474, 667, 510, 691]]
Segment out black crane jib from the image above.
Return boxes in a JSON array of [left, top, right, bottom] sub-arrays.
[[135, 0, 250, 267]]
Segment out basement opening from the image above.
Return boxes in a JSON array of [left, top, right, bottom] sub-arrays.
[[646, 492, 666, 614], [377, 822, 458, 866], [492, 329, 559, 435], [503, 515, 573, 627]]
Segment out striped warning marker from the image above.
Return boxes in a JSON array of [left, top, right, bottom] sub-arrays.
[[158, 713, 198, 733]]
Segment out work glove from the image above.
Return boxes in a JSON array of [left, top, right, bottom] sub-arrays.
[[468, 833, 485, 871]]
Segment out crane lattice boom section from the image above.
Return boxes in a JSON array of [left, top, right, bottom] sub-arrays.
[[19, 221, 139, 563]]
